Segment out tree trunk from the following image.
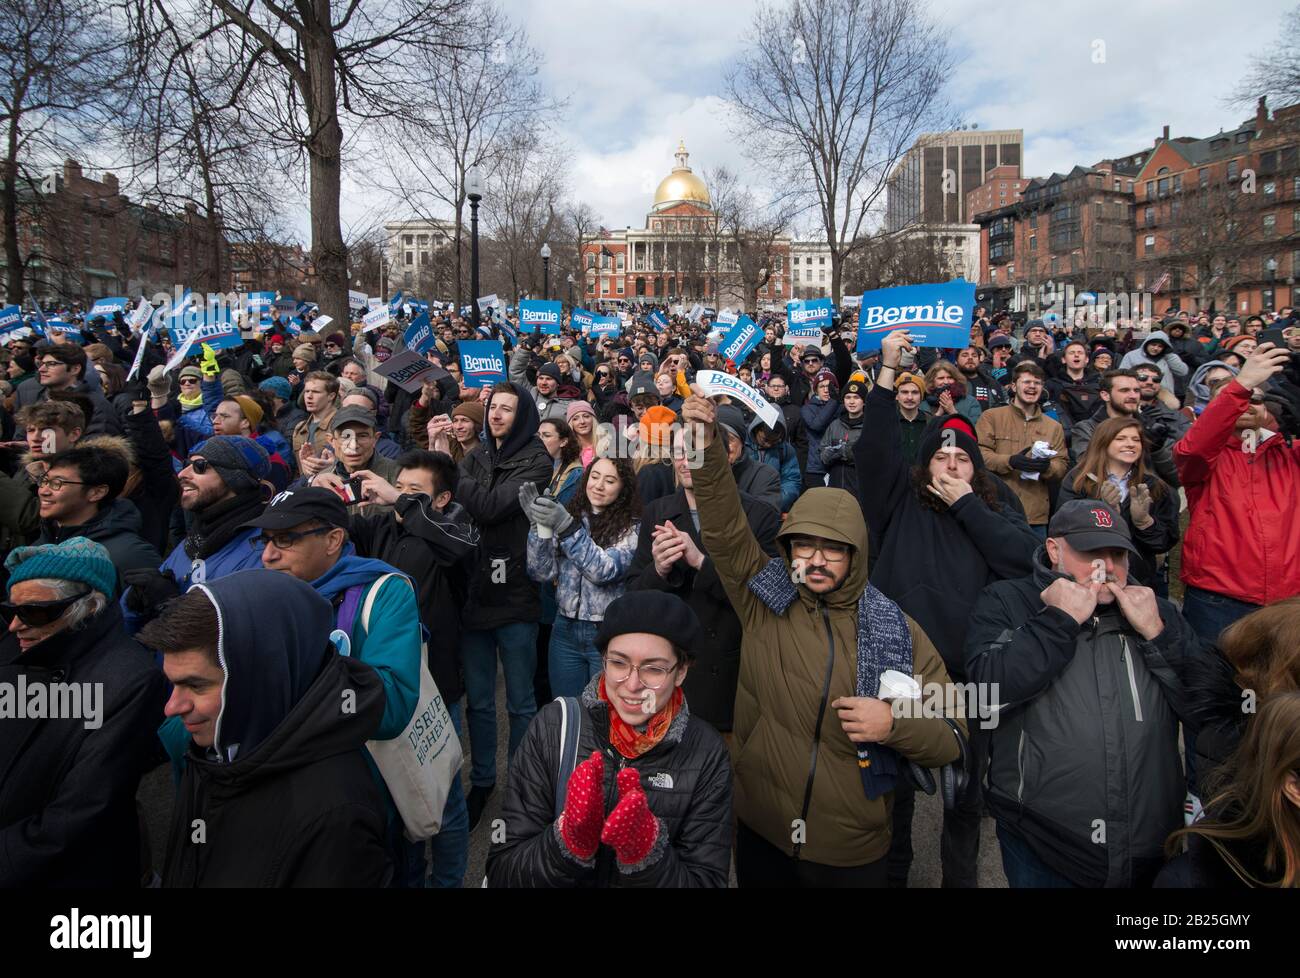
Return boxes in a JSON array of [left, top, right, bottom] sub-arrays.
[[4, 114, 25, 307], [303, 34, 348, 325]]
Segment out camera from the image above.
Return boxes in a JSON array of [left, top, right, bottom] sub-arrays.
[[335, 477, 363, 505]]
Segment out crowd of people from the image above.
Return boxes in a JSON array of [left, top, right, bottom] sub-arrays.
[[1, 297, 1299, 889]]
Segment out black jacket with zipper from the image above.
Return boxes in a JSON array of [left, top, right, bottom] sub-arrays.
[[964, 547, 1204, 887], [161, 653, 391, 887], [0, 604, 165, 887], [485, 677, 733, 887]]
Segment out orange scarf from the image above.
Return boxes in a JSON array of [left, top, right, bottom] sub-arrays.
[[599, 675, 683, 759]]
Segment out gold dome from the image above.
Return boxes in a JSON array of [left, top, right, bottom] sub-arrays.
[[653, 140, 711, 207]]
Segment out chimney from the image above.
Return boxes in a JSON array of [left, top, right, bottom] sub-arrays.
[[102, 172, 118, 193], [1162, 125, 1169, 142], [63, 158, 82, 184], [1257, 95, 1269, 127]]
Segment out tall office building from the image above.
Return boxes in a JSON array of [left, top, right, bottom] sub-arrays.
[[886, 129, 1024, 232]]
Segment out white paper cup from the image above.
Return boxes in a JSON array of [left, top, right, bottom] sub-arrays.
[[536, 524, 553, 539]]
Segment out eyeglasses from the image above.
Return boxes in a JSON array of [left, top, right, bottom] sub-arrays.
[[604, 654, 678, 689], [185, 457, 212, 474], [0, 588, 90, 628], [36, 475, 86, 491], [250, 526, 335, 550], [179, 377, 200, 385], [37, 359, 65, 370], [788, 538, 850, 562]]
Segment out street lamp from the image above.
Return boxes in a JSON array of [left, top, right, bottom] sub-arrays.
[[1266, 257, 1278, 312], [566, 273, 575, 309], [466, 165, 484, 329], [540, 242, 551, 300]]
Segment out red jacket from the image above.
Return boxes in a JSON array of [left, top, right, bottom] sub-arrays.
[[1175, 379, 1300, 605]]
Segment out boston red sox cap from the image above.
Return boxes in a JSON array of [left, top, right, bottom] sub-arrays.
[[1048, 499, 1140, 557]]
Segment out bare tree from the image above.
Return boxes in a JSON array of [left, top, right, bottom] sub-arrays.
[[361, 7, 556, 307], [125, 0, 481, 323], [557, 199, 600, 306], [1235, 6, 1300, 112], [725, 0, 954, 304], [709, 165, 794, 311], [479, 131, 566, 303], [844, 231, 949, 291], [1, 0, 129, 304]]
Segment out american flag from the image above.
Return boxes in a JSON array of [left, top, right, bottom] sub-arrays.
[[1152, 271, 1170, 294], [598, 226, 613, 239]]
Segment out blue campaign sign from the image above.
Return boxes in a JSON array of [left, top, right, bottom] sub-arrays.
[[88, 297, 129, 320], [520, 299, 562, 335], [648, 309, 669, 332], [459, 339, 507, 388], [855, 279, 976, 353], [44, 320, 85, 343], [589, 314, 621, 339], [720, 315, 762, 364], [0, 304, 26, 338], [388, 291, 405, 316], [786, 298, 832, 342], [247, 291, 275, 312], [169, 306, 242, 351], [571, 308, 596, 332], [404, 311, 434, 354]]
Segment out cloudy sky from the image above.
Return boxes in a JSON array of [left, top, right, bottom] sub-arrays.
[[337, 0, 1294, 238]]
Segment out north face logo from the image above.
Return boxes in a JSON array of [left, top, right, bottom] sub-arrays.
[[1091, 508, 1114, 528], [647, 772, 674, 790]]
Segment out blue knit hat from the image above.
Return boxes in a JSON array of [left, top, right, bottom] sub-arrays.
[[5, 536, 117, 599], [258, 376, 292, 401], [193, 435, 271, 493]]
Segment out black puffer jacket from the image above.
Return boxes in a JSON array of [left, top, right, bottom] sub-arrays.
[[626, 488, 780, 731], [456, 383, 552, 630], [0, 604, 165, 887], [486, 677, 733, 887]]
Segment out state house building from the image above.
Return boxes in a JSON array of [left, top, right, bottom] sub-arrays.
[[581, 141, 791, 308]]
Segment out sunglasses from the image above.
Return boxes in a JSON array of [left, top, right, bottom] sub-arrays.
[[1, 588, 90, 628], [186, 457, 212, 474]]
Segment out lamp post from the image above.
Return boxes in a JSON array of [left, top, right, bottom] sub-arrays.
[[540, 242, 551, 300], [467, 165, 483, 330], [1266, 256, 1278, 312], [566, 273, 575, 309]]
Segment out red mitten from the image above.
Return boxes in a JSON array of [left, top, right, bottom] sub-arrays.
[[558, 751, 605, 860], [600, 766, 661, 866]]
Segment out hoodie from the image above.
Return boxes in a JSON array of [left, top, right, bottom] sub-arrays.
[[161, 570, 390, 886], [1185, 359, 1238, 417], [1119, 330, 1188, 392], [457, 381, 553, 630], [37, 498, 161, 597]]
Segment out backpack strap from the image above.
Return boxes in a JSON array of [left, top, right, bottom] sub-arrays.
[[334, 584, 368, 646], [553, 696, 582, 820]]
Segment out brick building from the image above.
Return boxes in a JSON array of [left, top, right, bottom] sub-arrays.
[[230, 241, 316, 299], [966, 165, 1031, 221], [1133, 97, 1300, 315], [974, 149, 1149, 313], [580, 141, 790, 309], [5, 158, 230, 306]]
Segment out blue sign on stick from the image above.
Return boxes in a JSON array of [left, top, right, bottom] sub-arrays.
[[520, 299, 562, 335], [855, 279, 976, 353], [459, 339, 507, 387]]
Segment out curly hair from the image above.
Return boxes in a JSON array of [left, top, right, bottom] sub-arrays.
[[567, 456, 640, 548], [910, 462, 1000, 513]]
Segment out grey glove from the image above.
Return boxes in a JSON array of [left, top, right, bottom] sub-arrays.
[[146, 364, 170, 399], [518, 482, 541, 522], [529, 496, 574, 536]]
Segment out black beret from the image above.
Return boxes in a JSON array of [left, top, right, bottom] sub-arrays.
[[595, 592, 701, 658]]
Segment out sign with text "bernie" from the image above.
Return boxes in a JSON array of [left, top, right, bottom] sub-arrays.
[[459, 340, 506, 387], [520, 299, 562, 335], [855, 279, 975, 353]]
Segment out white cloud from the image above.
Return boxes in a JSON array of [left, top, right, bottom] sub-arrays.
[[329, 0, 1295, 241]]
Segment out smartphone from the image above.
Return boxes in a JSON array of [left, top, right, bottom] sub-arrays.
[[336, 477, 363, 505], [1258, 327, 1287, 348]]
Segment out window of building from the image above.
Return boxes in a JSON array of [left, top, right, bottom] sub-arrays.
[[418, 235, 428, 247], [1157, 178, 1169, 197], [1200, 169, 1210, 189], [587, 281, 594, 294], [793, 269, 800, 283], [586, 253, 595, 269], [403, 271, 412, 287], [405, 251, 413, 266], [1236, 131, 1249, 143], [1050, 257, 1059, 275], [1265, 214, 1277, 234], [601, 254, 610, 270], [1228, 160, 1240, 180], [818, 256, 825, 265], [616, 254, 625, 271], [1144, 234, 1155, 254], [819, 269, 826, 283], [420, 252, 429, 266], [1007, 264, 1014, 277], [1173, 175, 1182, 193], [1029, 212, 1037, 229], [1265, 181, 1276, 197], [403, 235, 413, 246], [1029, 235, 1037, 251], [793, 256, 800, 265], [1144, 206, 1154, 226]]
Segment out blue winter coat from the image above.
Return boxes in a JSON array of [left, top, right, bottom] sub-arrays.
[[527, 516, 639, 622]]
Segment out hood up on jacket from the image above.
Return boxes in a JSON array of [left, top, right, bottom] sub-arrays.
[[1141, 330, 1172, 356], [1187, 359, 1238, 415], [310, 543, 405, 601], [774, 486, 871, 612], [484, 381, 542, 465], [193, 570, 338, 763]]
